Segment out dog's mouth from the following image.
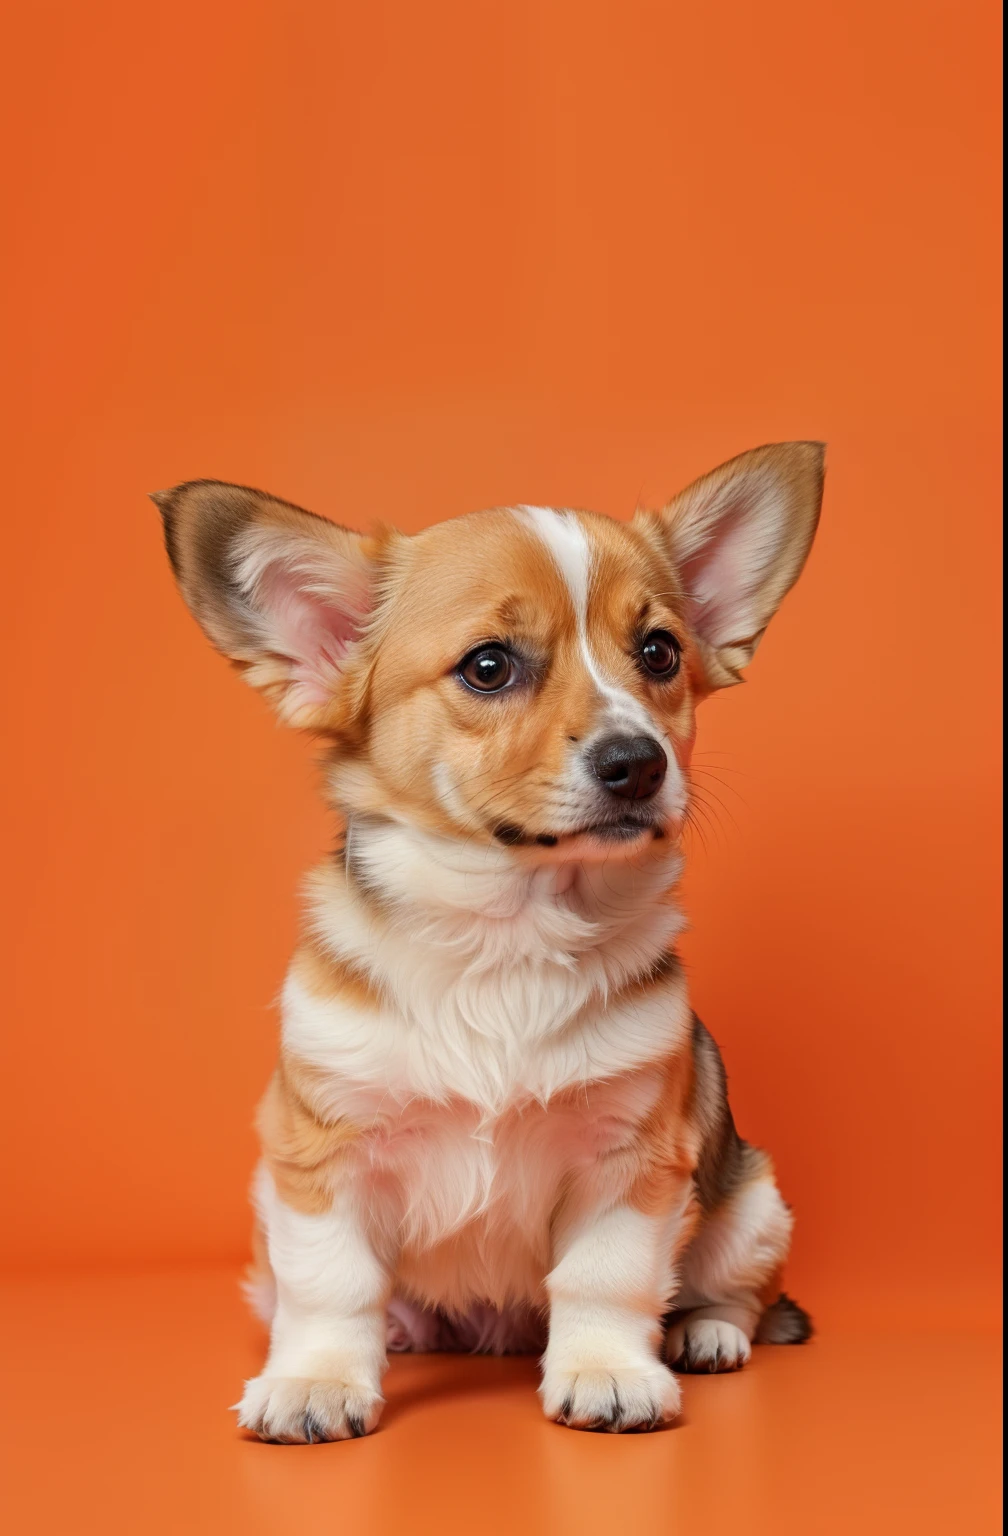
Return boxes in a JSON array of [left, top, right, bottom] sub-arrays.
[[492, 816, 667, 850]]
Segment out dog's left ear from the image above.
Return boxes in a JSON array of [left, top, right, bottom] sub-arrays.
[[637, 442, 825, 689]]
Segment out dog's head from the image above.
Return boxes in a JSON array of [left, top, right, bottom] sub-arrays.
[[155, 443, 823, 861]]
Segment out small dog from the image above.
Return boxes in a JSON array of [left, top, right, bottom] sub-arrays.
[[155, 441, 823, 1439]]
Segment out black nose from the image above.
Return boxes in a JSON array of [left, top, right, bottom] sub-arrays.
[[588, 734, 667, 801]]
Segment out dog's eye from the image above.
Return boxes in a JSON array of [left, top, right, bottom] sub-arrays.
[[458, 645, 517, 693], [640, 630, 681, 678]]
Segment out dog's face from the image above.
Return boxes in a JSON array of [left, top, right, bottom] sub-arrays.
[[156, 443, 823, 859]]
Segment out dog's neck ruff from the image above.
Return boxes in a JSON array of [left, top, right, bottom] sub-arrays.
[[338, 814, 684, 979], [289, 816, 689, 1113]]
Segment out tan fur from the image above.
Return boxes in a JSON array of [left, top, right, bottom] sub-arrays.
[[255, 1053, 361, 1215], [289, 937, 382, 1011], [628, 1049, 702, 1220]]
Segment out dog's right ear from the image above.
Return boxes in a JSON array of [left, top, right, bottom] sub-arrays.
[[152, 480, 382, 729]]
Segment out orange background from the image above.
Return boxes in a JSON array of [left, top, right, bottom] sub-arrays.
[[1, 0, 1001, 1346]]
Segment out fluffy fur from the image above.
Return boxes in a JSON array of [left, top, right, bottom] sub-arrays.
[[155, 441, 823, 1439]]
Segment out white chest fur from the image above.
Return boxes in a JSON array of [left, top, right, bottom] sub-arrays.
[[369, 1070, 669, 1310], [278, 822, 691, 1306]]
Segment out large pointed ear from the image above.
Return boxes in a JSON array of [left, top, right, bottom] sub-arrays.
[[638, 442, 825, 689], [152, 480, 381, 728]]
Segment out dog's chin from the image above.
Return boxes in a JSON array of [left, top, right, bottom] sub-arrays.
[[504, 818, 677, 866]]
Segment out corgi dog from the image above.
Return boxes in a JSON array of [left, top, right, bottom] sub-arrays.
[[155, 441, 823, 1440]]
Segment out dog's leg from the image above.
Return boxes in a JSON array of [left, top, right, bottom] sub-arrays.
[[236, 1177, 390, 1443], [665, 1169, 806, 1373], [540, 1188, 692, 1431]]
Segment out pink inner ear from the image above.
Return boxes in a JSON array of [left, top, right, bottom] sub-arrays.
[[679, 490, 786, 649], [682, 514, 759, 648], [256, 560, 368, 708]]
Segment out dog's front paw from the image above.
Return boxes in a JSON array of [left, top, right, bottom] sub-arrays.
[[666, 1319, 752, 1373], [540, 1359, 681, 1432], [236, 1375, 383, 1443]]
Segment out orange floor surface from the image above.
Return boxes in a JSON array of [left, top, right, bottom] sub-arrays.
[[1, 1270, 1000, 1535]]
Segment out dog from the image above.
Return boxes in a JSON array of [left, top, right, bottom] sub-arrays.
[[154, 440, 823, 1440]]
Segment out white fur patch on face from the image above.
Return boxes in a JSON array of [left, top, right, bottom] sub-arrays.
[[518, 506, 654, 734], [516, 505, 687, 823]]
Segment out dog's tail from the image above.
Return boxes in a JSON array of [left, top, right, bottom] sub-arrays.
[[755, 1292, 814, 1344]]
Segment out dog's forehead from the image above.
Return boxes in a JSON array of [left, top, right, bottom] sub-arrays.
[[401, 505, 659, 627]]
